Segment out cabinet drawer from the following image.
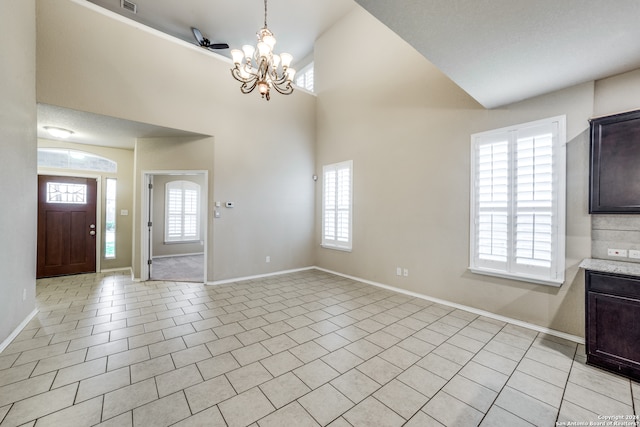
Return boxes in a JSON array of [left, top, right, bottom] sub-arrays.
[[586, 270, 640, 299]]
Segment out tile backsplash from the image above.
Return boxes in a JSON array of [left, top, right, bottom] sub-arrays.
[[592, 215, 640, 261]]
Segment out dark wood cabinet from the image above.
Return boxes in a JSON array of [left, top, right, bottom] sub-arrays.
[[590, 110, 640, 213], [585, 270, 640, 381]]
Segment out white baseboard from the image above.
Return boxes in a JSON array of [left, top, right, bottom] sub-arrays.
[[100, 267, 132, 274], [208, 266, 316, 286], [314, 267, 585, 345], [152, 253, 204, 259], [0, 309, 38, 353]]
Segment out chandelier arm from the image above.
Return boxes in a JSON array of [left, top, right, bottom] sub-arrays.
[[270, 80, 294, 95], [230, 65, 259, 84]]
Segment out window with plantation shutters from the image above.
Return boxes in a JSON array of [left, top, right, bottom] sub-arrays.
[[165, 180, 200, 243], [322, 160, 353, 251], [470, 116, 566, 286]]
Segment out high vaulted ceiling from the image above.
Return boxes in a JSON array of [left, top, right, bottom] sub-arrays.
[[39, 0, 640, 147]]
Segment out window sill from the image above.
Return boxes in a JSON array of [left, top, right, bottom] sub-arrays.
[[321, 244, 352, 253], [468, 267, 564, 287]]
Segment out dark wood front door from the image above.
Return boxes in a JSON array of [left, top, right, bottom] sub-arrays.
[[37, 175, 97, 278]]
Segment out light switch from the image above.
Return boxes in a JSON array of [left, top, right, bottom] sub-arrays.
[[120, 209, 128, 216]]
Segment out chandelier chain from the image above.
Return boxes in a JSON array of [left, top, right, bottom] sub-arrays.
[[264, 0, 268, 28]]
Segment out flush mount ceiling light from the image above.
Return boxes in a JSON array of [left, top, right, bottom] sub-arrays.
[[230, 0, 296, 101], [44, 126, 74, 139]]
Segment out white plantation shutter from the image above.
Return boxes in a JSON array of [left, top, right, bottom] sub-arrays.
[[322, 160, 353, 250], [165, 180, 200, 242], [470, 117, 566, 286]]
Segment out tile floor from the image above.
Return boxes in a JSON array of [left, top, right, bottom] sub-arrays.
[[0, 269, 638, 427]]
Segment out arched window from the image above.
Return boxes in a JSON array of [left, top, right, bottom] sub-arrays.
[[38, 148, 117, 173], [165, 180, 200, 242]]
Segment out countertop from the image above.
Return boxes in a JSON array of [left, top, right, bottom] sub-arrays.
[[580, 258, 640, 277]]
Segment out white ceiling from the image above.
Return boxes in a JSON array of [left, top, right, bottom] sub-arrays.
[[38, 104, 204, 150], [354, 0, 640, 108], [40, 0, 640, 146]]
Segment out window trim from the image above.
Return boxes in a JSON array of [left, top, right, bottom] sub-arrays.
[[321, 160, 353, 252], [469, 116, 566, 287]]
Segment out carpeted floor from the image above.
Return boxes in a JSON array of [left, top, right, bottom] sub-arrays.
[[151, 254, 204, 282]]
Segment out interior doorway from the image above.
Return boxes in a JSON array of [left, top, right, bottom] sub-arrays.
[[142, 171, 207, 283], [37, 175, 98, 278]]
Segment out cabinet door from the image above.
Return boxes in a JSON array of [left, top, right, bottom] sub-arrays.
[[590, 110, 640, 213], [587, 291, 640, 380]]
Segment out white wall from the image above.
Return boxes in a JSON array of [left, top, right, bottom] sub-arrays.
[[0, 0, 37, 344], [315, 6, 593, 337], [36, 0, 316, 282]]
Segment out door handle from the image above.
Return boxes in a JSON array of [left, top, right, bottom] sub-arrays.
[[90, 224, 96, 229], [89, 230, 96, 236]]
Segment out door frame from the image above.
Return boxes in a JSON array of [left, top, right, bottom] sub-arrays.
[[141, 170, 208, 282], [36, 171, 103, 273]]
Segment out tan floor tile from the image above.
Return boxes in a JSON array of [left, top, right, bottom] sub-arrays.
[[52, 357, 106, 388], [132, 391, 191, 427], [205, 336, 243, 357], [197, 352, 240, 380], [231, 342, 271, 366], [76, 366, 130, 403], [130, 354, 174, 383], [507, 371, 564, 408], [86, 339, 128, 361], [518, 357, 569, 388], [261, 334, 298, 354], [148, 337, 186, 358], [260, 350, 303, 377], [127, 330, 164, 349], [443, 374, 497, 413], [569, 360, 633, 403], [32, 348, 87, 376], [107, 346, 149, 371], [156, 363, 203, 397], [171, 344, 211, 368], [458, 360, 508, 393], [218, 387, 275, 427], [260, 371, 311, 409], [1, 383, 77, 426], [342, 396, 404, 427], [0, 362, 36, 387], [0, 353, 20, 371], [483, 340, 527, 362], [495, 386, 558, 426], [227, 362, 273, 393], [294, 359, 340, 389], [557, 400, 602, 424], [236, 328, 271, 346], [374, 379, 428, 419], [299, 384, 354, 426], [356, 356, 403, 386], [259, 401, 320, 427], [481, 405, 535, 426], [398, 365, 447, 398], [13, 342, 69, 366], [184, 375, 236, 413], [289, 341, 329, 363], [0, 371, 55, 407], [364, 330, 401, 349], [472, 349, 519, 376], [172, 405, 226, 427], [424, 391, 483, 426], [102, 377, 158, 420], [331, 369, 379, 404], [562, 382, 633, 417], [67, 332, 110, 352], [315, 333, 351, 352], [35, 395, 103, 427]]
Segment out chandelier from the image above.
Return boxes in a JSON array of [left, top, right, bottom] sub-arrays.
[[230, 0, 296, 101]]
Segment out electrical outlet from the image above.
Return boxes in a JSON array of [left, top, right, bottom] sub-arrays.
[[266, 256, 271, 263], [607, 248, 628, 257], [403, 269, 409, 277], [629, 250, 640, 259]]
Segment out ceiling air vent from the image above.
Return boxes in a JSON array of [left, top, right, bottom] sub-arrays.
[[121, 0, 137, 13]]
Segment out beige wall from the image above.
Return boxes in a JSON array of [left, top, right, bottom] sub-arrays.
[[0, 0, 37, 344], [151, 174, 206, 257], [36, 0, 316, 282], [315, 6, 594, 337], [36, 139, 135, 270]]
